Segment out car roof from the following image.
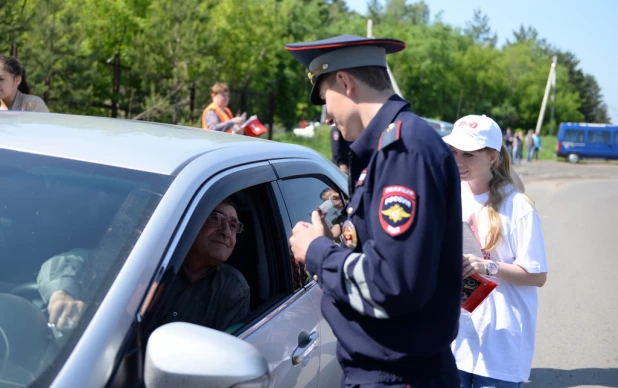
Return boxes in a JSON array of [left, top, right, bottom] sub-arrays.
[[0, 112, 315, 175], [559, 122, 618, 129]]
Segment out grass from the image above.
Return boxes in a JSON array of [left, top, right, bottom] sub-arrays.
[[272, 129, 560, 162], [538, 136, 557, 160], [272, 125, 332, 159]]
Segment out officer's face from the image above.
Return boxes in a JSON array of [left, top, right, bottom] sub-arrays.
[[319, 73, 363, 141], [449, 146, 496, 183]]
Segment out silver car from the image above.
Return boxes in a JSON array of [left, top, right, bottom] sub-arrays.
[[422, 118, 454, 137], [0, 112, 344, 387]]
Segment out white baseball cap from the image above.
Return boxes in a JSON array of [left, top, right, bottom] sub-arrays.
[[442, 114, 503, 152]]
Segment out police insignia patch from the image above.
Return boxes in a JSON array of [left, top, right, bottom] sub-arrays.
[[342, 220, 358, 249], [379, 185, 416, 237]]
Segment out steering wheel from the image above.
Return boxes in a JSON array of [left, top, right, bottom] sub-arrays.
[[9, 282, 46, 312], [0, 293, 53, 383]]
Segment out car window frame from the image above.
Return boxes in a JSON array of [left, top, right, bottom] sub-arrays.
[[269, 158, 349, 292]]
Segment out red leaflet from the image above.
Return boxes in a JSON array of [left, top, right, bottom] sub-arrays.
[[461, 274, 498, 313]]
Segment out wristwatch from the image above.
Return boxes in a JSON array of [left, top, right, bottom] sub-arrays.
[[486, 260, 499, 276]]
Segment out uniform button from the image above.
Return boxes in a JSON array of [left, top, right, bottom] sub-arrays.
[[313, 274, 318, 282], [172, 312, 178, 317], [347, 208, 353, 214]]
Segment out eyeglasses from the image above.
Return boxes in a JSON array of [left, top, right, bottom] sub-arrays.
[[206, 211, 244, 234]]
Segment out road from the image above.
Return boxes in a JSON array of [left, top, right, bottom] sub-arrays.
[[514, 161, 618, 387]]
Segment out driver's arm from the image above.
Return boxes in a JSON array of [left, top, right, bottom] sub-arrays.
[[37, 248, 91, 304], [37, 249, 91, 328]]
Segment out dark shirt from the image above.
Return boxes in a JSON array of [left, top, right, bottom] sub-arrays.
[[306, 95, 462, 386], [504, 133, 514, 146], [146, 263, 250, 333], [331, 126, 351, 166]]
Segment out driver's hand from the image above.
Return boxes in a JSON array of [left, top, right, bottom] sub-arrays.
[[48, 290, 86, 329]]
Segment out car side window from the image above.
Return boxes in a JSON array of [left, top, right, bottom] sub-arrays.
[[588, 130, 610, 144], [278, 176, 347, 290], [564, 129, 585, 142]]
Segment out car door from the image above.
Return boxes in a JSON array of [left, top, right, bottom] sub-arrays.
[[238, 180, 322, 388], [125, 161, 322, 388], [270, 158, 347, 388]]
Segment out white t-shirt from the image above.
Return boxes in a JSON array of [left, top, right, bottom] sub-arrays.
[[452, 183, 548, 382]]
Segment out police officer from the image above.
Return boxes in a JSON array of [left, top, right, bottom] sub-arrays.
[[330, 125, 351, 174], [287, 35, 462, 387]]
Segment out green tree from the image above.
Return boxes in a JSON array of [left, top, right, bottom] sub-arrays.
[[464, 9, 497, 47]]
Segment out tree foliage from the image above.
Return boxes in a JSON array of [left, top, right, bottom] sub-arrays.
[[1, 0, 610, 132]]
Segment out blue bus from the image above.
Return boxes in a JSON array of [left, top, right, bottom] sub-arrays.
[[556, 123, 618, 163]]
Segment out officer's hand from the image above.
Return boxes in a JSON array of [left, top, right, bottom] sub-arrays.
[[290, 210, 326, 264], [338, 164, 349, 175], [48, 290, 86, 330], [462, 254, 488, 278]]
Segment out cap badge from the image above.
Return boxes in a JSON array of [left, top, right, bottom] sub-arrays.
[[308, 63, 329, 84]]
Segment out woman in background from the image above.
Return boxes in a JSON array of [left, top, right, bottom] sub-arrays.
[[0, 55, 48, 112]]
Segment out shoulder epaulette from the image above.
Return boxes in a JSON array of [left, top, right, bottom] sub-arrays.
[[377, 120, 402, 151]]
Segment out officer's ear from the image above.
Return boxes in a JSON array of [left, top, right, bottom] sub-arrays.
[[335, 71, 357, 98]]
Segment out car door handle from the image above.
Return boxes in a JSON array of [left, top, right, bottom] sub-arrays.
[[291, 330, 319, 366]]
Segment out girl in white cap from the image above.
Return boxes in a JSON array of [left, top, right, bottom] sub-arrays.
[[443, 114, 548, 387]]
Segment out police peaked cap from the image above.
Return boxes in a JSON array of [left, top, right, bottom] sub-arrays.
[[285, 35, 406, 105]]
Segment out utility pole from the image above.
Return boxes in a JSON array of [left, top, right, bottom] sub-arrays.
[[549, 57, 557, 135], [535, 55, 557, 135], [367, 19, 403, 98]]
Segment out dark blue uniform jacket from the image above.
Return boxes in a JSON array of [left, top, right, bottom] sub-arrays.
[[306, 95, 463, 386]]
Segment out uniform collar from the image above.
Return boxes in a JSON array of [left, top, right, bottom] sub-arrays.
[[349, 94, 410, 167]]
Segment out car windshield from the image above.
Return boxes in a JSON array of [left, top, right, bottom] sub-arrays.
[[0, 148, 172, 387]]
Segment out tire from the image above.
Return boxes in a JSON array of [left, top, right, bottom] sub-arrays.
[[567, 153, 580, 163]]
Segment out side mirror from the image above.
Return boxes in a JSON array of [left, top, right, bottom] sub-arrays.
[[144, 322, 269, 388]]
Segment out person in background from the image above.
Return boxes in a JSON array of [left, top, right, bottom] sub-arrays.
[[443, 114, 547, 388], [0, 55, 48, 112], [504, 128, 514, 156], [532, 132, 541, 160], [525, 129, 535, 162], [512, 130, 523, 164], [201, 82, 245, 134], [330, 125, 351, 174]]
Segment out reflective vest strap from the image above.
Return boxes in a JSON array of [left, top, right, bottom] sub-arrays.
[[202, 103, 233, 130]]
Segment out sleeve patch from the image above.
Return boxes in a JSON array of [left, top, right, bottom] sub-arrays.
[[379, 185, 416, 237]]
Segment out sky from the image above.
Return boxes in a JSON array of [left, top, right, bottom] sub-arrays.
[[346, 0, 618, 124]]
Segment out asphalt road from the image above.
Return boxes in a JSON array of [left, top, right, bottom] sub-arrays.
[[515, 161, 618, 387]]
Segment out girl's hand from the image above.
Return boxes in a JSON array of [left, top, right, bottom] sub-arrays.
[[462, 254, 488, 278]]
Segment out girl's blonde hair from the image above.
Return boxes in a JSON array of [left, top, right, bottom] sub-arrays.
[[482, 144, 530, 251]]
